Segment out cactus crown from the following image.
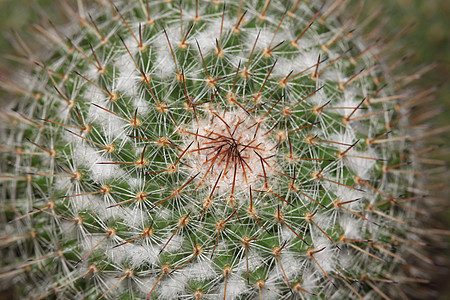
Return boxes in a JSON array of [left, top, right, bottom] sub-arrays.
[[0, 0, 440, 299]]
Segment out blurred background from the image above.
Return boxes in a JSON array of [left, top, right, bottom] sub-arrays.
[[0, 0, 449, 298], [361, 0, 450, 140]]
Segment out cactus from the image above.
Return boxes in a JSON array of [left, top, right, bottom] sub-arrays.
[[0, 0, 445, 299]]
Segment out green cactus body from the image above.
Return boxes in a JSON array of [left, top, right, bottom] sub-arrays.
[[0, 0, 438, 299]]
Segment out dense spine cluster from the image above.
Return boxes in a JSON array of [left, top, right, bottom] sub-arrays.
[[0, 0, 444, 299]]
